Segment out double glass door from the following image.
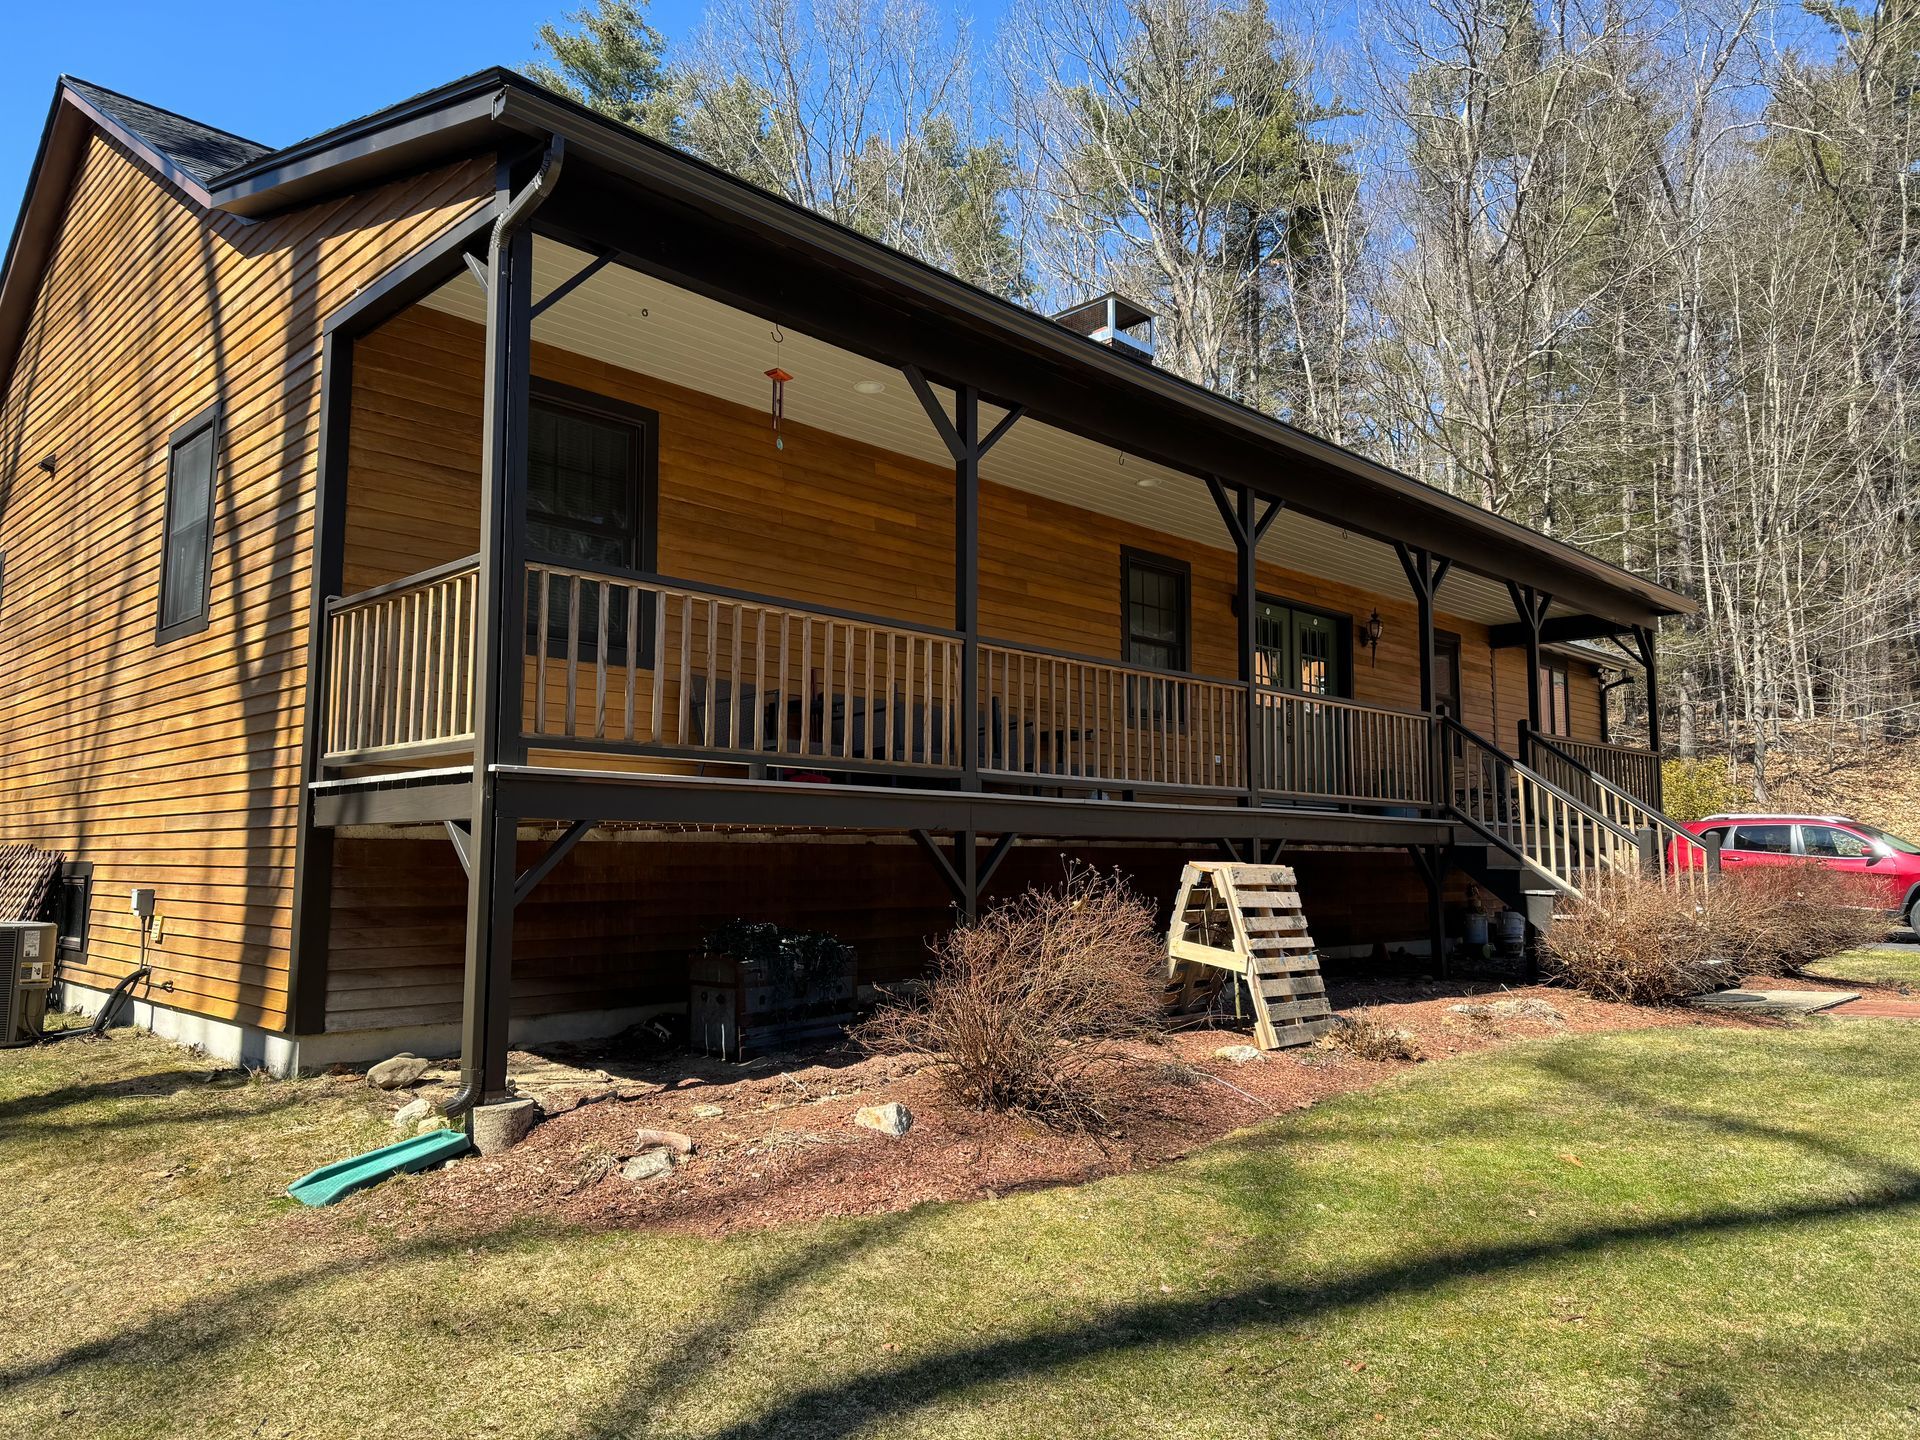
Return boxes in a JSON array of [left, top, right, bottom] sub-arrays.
[[1254, 600, 1349, 796]]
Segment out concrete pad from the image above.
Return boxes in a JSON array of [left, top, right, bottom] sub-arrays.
[[1687, 988, 1861, 1016]]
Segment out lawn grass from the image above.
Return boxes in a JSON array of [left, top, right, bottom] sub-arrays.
[[1804, 947, 1920, 989], [5, 1021, 1920, 1439]]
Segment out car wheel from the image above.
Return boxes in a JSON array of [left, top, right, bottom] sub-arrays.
[[1908, 895, 1920, 940]]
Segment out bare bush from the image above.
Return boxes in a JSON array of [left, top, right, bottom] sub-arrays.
[[1319, 1009, 1422, 1062], [1544, 865, 1890, 1003], [856, 866, 1166, 1129], [1540, 875, 1724, 1005], [1710, 866, 1888, 976]]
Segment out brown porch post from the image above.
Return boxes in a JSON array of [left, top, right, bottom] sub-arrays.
[[1205, 476, 1282, 804], [1633, 623, 1664, 808], [954, 385, 981, 788], [456, 146, 558, 1113], [1237, 484, 1260, 803], [905, 370, 1021, 790], [1395, 543, 1452, 810], [1506, 582, 1551, 753]]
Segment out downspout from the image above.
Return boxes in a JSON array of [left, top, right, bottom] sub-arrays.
[[442, 135, 565, 1122]]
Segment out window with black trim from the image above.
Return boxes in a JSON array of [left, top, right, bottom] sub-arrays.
[[1122, 549, 1189, 672], [55, 862, 92, 955], [524, 381, 659, 663], [157, 406, 219, 642]]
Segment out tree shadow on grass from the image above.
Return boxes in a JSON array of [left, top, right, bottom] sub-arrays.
[[5, 1090, 304, 1140], [0, 1067, 240, 1127], [633, 1170, 1920, 1440]]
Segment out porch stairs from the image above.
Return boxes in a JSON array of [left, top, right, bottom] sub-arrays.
[[1166, 862, 1335, 1049], [1438, 717, 1707, 942]]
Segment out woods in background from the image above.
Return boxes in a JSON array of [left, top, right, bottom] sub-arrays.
[[529, 0, 1920, 797]]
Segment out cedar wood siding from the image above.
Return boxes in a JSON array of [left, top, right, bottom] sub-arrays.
[[0, 132, 493, 1031], [323, 303, 1600, 1033], [325, 837, 1470, 1031], [344, 304, 1610, 747]]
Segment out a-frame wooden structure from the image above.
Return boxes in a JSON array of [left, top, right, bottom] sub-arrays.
[[1166, 862, 1334, 1049]]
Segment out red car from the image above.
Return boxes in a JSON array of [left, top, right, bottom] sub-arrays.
[[1681, 813, 1920, 933]]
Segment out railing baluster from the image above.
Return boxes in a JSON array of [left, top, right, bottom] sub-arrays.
[[595, 581, 610, 739], [677, 596, 693, 748], [625, 584, 639, 742]]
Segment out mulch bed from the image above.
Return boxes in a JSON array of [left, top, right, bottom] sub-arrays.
[[361, 981, 1748, 1240]]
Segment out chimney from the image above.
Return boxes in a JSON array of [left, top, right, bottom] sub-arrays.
[[1051, 292, 1156, 364]]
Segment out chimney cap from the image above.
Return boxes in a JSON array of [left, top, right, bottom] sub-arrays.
[[1051, 291, 1156, 337]]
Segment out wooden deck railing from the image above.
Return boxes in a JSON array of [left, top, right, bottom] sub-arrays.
[[1446, 719, 1642, 898], [1526, 732, 1661, 810], [320, 560, 1457, 812], [522, 561, 966, 772], [1523, 729, 1711, 897], [322, 557, 479, 763], [1255, 688, 1433, 807], [977, 641, 1245, 792]]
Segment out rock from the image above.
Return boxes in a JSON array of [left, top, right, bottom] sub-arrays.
[[391, 1096, 435, 1130], [470, 1098, 540, 1155], [633, 1128, 695, 1156], [415, 1116, 451, 1135], [689, 1103, 725, 1119], [854, 1102, 913, 1138], [1212, 1044, 1264, 1064], [368, 1053, 431, 1090], [620, 1151, 675, 1183]]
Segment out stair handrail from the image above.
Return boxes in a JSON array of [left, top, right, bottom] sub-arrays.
[[1521, 726, 1715, 897], [1440, 714, 1642, 898]]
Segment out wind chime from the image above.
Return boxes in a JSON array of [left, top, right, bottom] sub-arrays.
[[765, 325, 793, 451]]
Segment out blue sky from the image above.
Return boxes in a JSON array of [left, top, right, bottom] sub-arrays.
[[0, 0, 734, 224]]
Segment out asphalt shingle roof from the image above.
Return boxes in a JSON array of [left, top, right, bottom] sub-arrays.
[[65, 77, 273, 185]]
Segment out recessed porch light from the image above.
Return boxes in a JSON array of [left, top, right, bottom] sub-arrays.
[[853, 379, 887, 395], [1135, 475, 1160, 489]]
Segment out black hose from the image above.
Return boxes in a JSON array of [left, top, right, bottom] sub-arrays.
[[33, 966, 151, 1044]]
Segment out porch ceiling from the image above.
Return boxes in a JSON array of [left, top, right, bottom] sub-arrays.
[[423, 237, 1549, 633]]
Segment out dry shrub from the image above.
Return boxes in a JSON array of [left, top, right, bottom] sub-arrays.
[[1540, 874, 1723, 1005], [856, 866, 1165, 1130], [1320, 1009, 1423, 1061], [1543, 864, 1889, 1003], [1710, 865, 1888, 975]]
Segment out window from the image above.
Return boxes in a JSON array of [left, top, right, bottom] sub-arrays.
[[1730, 824, 1794, 855], [157, 406, 219, 642], [1122, 549, 1189, 672], [1537, 662, 1571, 736], [524, 381, 658, 661], [55, 862, 92, 955], [1801, 825, 1874, 859]]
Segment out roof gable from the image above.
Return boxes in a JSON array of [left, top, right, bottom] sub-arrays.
[[62, 78, 273, 198]]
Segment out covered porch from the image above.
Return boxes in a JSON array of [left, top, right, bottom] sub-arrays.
[[289, 130, 1689, 1109]]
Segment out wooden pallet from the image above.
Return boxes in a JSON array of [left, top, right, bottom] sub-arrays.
[[1166, 861, 1333, 1049]]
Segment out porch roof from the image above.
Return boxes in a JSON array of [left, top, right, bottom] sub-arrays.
[[4, 68, 1696, 633]]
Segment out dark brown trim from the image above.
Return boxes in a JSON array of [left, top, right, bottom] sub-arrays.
[[525, 375, 660, 573], [1120, 546, 1192, 673], [154, 402, 222, 645]]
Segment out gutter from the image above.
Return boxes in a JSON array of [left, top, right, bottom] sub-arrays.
[[440, 134, 565, 1122]]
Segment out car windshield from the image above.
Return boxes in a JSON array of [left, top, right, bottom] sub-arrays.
[[1855, 822, 1920, 856]]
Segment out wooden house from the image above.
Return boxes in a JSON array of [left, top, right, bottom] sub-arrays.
[[0, 74, 1697, 1097]]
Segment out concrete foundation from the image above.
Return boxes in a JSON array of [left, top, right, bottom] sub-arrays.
[[54, 980, 678, 1078]]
